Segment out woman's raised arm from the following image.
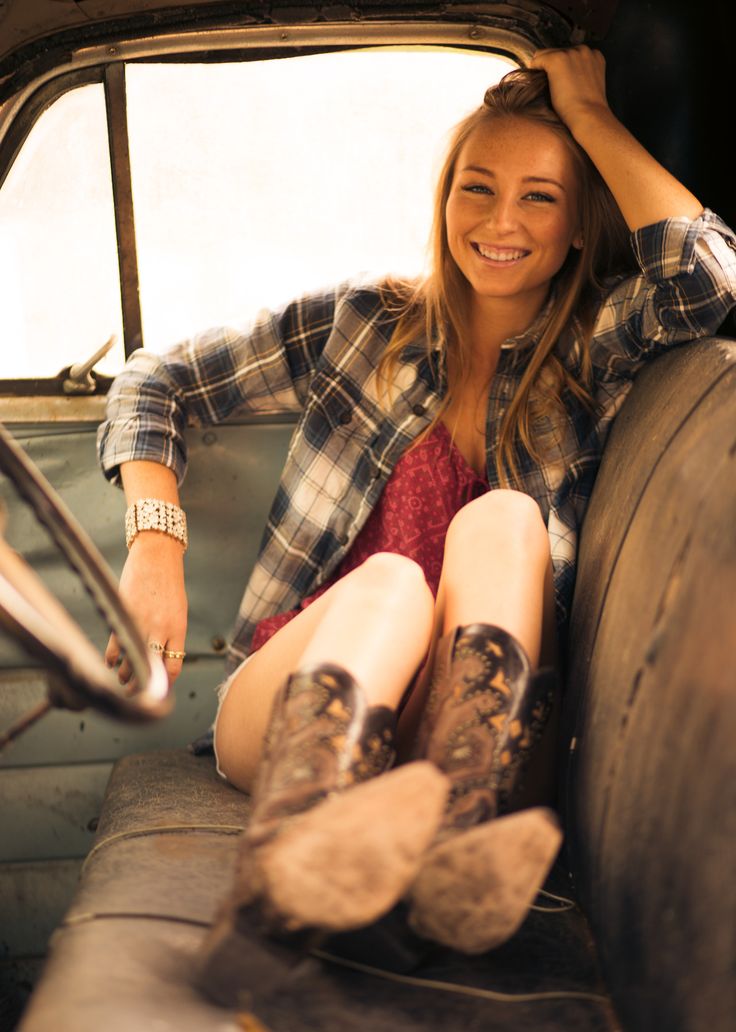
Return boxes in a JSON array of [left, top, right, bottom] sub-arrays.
[[530, 46, 703, 230]]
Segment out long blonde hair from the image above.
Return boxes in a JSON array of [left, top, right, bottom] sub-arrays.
[[377, 68, 633, 486]]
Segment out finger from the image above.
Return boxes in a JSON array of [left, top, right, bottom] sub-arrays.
[[124, 675, 139, 697], [117, 655, 133, 684], [530, 46, 558, 61], [530, 45, 571, 61], [163, 662, 182, 685], [530, 44, 597, 66], [162, 643, 186, 683], [105, 633, 121, 668]]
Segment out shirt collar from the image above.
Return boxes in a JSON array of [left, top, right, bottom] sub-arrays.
[[400, 282, 560, 378], [499, 288, 557, 352]]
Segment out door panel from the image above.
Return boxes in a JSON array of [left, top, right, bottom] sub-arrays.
[[0, 423, 292, 870]]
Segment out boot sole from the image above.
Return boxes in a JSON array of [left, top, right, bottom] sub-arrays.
[[407, 806, 563, 953], [257, 761, 449, 933]]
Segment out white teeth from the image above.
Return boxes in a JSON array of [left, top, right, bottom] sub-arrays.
[[476, 244, 527, 261]]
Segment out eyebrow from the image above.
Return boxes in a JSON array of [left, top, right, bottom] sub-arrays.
[[460, 165, 567, 191]]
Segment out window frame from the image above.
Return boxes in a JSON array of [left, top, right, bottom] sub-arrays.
[[0, 20, 534, 400]]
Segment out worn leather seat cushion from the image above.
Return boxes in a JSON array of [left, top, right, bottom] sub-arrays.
[[20, 749, 617, 1031]]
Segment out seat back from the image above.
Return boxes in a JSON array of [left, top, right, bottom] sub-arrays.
[[564, 338, 736, 1032]]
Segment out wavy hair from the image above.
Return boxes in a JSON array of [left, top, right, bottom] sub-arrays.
[[377, 67, 633, 486]]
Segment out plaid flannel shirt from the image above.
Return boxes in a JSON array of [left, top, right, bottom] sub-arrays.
[[98, 209, 736, 673]]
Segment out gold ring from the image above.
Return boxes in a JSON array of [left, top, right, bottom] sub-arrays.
[[163, 649, 186, 661], [148, 641, 165, 654]]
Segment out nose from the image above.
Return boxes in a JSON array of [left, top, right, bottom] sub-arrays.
[[485, 194, 518, 235]]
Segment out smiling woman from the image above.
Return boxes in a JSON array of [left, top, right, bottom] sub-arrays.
[[93, 44, 736, 1002], [445, 119, 584, 324], [2, 4, 736, 1031]]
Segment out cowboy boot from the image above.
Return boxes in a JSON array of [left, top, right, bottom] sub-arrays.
[[407, 624, 562, 954], [200, 662, 449, 1004]]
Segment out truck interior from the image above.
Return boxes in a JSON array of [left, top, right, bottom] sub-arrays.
[[0, 2, 734, 1030]]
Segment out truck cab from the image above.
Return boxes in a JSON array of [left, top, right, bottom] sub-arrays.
[[0, 3, 734, 1029]]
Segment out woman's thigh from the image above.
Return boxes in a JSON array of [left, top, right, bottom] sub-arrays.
[[214, 588, 338, 792], [214, 552, 435, 791], [396, 492, 559, 763]]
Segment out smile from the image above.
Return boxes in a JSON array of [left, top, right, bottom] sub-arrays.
[[472, 243, 530, 263]]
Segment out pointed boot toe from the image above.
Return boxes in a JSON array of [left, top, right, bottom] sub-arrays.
[[259, 760, 449, 932], [408, 805, 562, 953]]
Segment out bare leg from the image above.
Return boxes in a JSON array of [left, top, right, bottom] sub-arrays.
[[215, 552, 435, 792], [200, 553, 449, 990], [399, 491, 563, 953], [441, 488, 555, 664], [398, 489, 557, 757]]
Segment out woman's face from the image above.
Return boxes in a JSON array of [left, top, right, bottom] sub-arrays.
[[445, 116, 583, 316]]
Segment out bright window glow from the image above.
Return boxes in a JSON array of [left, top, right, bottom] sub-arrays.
[[127, 48, 513, 351], [0, 47, 514, 379], [0, 85, 125, 378]]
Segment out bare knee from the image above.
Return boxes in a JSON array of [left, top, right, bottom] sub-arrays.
[[345, 552, 433, 612], [446, 490, 548, 565]]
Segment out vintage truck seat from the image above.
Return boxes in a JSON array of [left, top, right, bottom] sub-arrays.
[[18, 339, 736, 1032]]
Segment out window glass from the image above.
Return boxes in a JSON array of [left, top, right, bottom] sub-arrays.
[[126, 48, 513, 350], [0, 85, 125, 378]]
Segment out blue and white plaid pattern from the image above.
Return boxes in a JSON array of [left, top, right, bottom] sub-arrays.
[[98, 210, 736, 672]]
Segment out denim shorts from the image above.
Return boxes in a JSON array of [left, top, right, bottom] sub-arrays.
[[212, 654, 253, 780]]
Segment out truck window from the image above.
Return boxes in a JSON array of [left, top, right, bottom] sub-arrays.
[[0, 47, 512, 381]]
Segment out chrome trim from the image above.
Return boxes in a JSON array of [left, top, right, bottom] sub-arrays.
[[73, 22, 531, 63], [0, 397, 108, 424], [0, 21, 530, 149], [0, 395, 300, 426]]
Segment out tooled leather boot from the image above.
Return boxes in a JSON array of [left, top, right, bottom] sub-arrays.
[[200, 662, 449, 1005], [246, 662, 398, 846], [407, 624, 562, 954]]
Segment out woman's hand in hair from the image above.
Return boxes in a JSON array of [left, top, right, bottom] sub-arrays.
[[530, 45, 609, 134], [532, 45, 702, 229]]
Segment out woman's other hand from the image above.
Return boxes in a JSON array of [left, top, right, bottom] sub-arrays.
[[105, 460, 188, 689], [105, 531, 188, 687]]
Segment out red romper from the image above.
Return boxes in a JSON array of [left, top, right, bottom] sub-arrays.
[[249, 420, 489, 653]]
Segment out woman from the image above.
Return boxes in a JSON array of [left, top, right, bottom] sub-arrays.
[[98, 47, 736, 971]]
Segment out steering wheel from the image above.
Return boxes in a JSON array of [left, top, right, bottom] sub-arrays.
[[0, 421, 171, 749]]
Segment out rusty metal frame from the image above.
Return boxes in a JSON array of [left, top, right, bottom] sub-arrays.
[[0, 66, 103, 193], [0, 19, 543, 151], [104, 63, 143, 359]]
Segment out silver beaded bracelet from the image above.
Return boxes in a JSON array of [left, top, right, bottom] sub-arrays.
[[125, 498, 188, 551]]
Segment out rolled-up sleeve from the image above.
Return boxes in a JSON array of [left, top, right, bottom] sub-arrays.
[[97, 288, 343, 485], [589, 209, 736, 379]]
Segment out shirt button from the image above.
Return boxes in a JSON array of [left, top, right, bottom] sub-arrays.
[[412, 403, 426, 417], [338, 533, 349, 546], [339, 411, 352, 425]]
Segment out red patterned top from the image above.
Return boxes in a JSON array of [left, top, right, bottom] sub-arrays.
[[249, 419, 489, 653]]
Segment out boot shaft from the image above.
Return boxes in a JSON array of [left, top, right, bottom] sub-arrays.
[[416, 624, 555, 831], [249, 663, 396, 843]]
